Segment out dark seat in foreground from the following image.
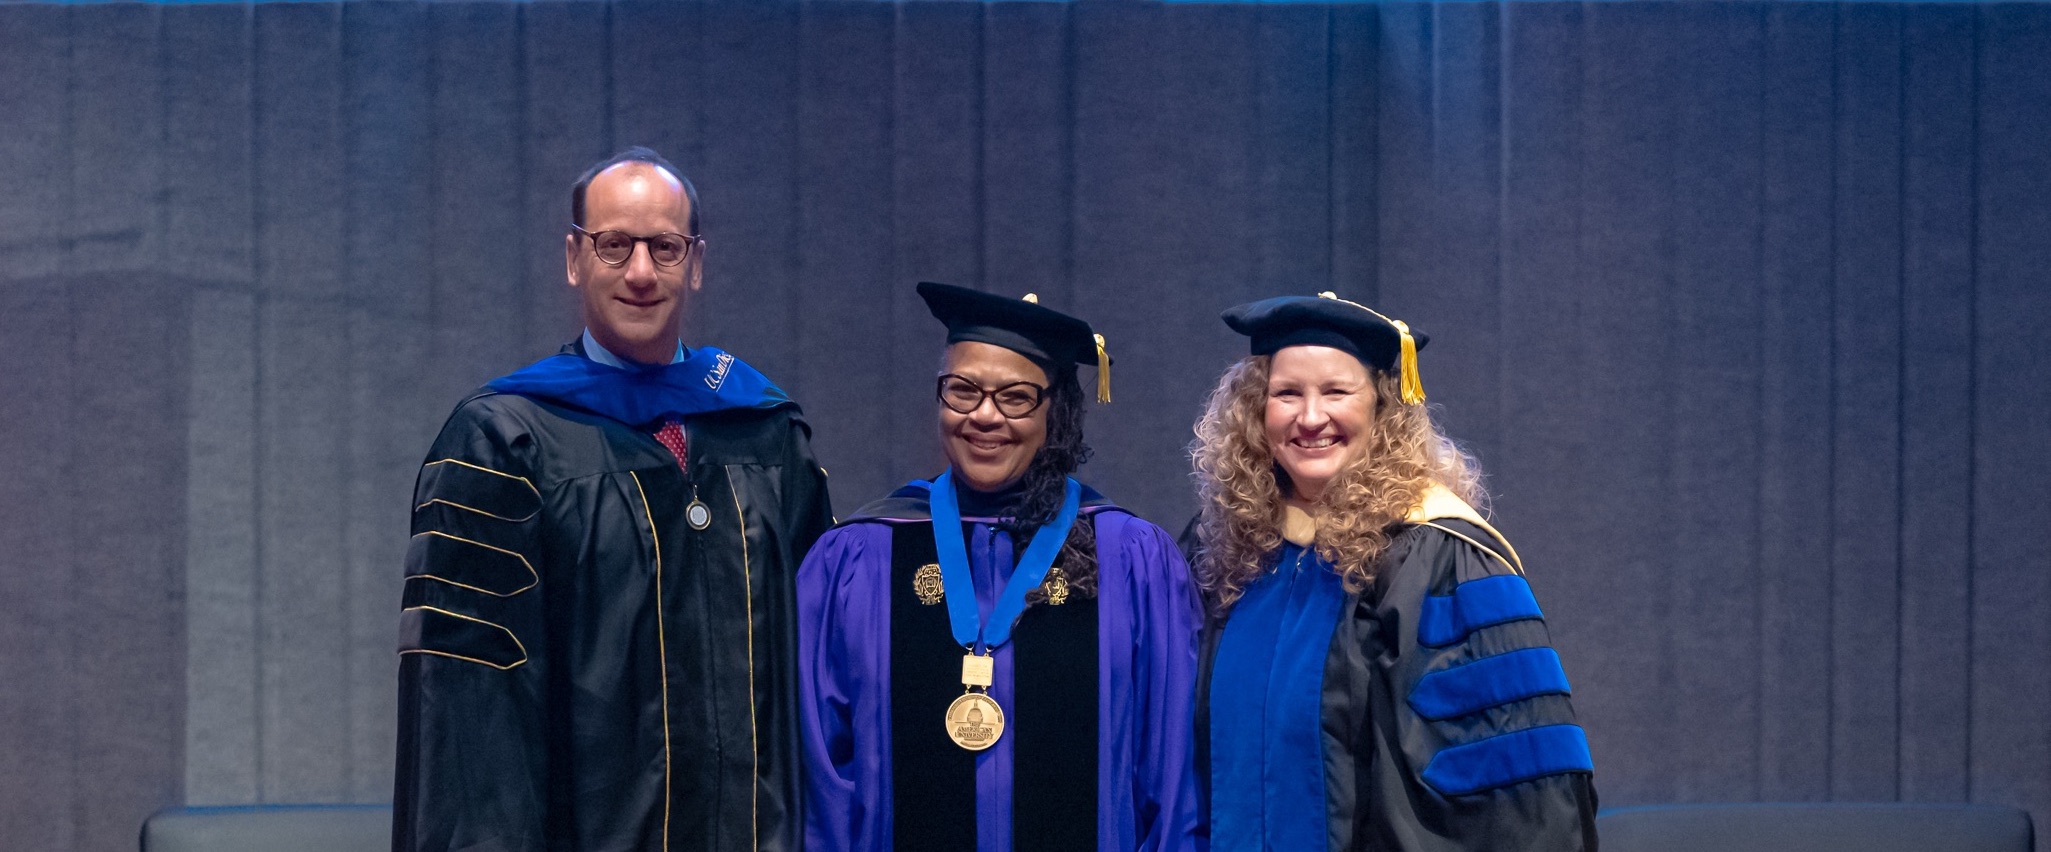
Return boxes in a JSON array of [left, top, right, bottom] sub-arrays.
[[140, 804, 390, 852], [1598, 802, 2034, 852]]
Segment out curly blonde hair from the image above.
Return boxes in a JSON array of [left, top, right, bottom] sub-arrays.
[[1189, 354, 1485, 611]]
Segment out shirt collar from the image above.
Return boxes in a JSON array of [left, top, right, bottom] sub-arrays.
[[581, 328, 686, 370]]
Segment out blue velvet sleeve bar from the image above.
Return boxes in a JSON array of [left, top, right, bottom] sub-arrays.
[[1421, 725, 1594, 797], [1415, 575, 1546, 648], [1407, 647, 1573, 722]]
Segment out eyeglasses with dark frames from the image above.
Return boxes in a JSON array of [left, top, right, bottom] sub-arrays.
[[571, 224, 702, 267], [936, 374, 1047, 419]]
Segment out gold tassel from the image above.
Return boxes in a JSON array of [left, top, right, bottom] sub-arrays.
[[1322, 292, 1424, 405], [1394, 320, 1425, 405], [1094, 333, 1112, 404]]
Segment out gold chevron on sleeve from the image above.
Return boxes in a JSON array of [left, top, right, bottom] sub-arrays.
[[416, 458, 542, 523], [405, 530, 540, 596], [398, 605, 529, 670]]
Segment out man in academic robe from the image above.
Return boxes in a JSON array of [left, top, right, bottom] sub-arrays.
[[797, 282, 1204, 852], [394, 147, 832, 852]]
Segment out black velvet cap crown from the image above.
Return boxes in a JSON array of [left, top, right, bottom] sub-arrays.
[[917, 282, 1108, 369], [1221, 293, 1428, 370], [1221, 292, 1429, 403], [918, 281, 1113, 402]]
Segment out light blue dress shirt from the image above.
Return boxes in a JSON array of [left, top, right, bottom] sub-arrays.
[[580, 328, 687, 369]]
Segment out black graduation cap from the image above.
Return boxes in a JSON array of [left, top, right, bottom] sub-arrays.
[[917, 281, 1112, 403], [1221, 292, 1429, 405]]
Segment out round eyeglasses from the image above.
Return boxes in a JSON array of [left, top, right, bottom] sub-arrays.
[[937, 374, 1047, 419], [572, 225, 702, 267]]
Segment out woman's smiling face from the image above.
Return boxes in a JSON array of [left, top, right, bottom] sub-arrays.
[[938, 342, 1050, 493], [1263, 345, 1377, 503]]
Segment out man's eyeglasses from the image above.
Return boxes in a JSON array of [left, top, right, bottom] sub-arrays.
[[572, 225, 702, 267], [937, 374, 1047, 419]]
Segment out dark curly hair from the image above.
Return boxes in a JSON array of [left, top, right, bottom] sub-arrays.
[[999, 365, 1099, 603]]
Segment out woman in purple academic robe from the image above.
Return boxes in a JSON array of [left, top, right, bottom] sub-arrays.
[[797, 283, 1204, 852]]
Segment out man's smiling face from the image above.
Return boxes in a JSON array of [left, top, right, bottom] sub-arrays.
[[565, 162, 700, 364]]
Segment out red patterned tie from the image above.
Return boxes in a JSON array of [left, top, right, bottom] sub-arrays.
[[654, 419, 688, 472]]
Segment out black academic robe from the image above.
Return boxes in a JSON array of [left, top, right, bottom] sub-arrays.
[[1195, 504, 1600, 852], [395, 383, 831, 852]]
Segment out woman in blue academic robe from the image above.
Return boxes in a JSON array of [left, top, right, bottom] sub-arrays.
[[798, 282, 1204, 852], [1189, 294, 1599, 852]]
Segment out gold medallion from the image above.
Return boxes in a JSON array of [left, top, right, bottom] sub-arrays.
[[913, 563, 945, 605], [945, 691, 1005, 751], [1042, 567, 1070, 606]]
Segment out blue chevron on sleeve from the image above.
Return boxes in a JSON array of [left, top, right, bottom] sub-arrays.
[[1408, 647, 1572, 721], [1420, 724, 1593, 797], [1417, 574, 1545, 647]]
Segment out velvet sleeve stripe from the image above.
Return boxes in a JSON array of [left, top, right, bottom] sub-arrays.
[[1419, 724, 1594, 797], [1407, 647, 1572, 721], [398, 605, 529, 670], [1417, 574, 1545, 647], [415, 458, 542, 523], [404, 531, 539, 597]]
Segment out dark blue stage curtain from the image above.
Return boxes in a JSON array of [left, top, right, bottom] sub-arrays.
[[0, 2, 2046, 849]]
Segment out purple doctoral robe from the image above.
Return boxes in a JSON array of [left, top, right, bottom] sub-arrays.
[[797, 480, 1204, 852]]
